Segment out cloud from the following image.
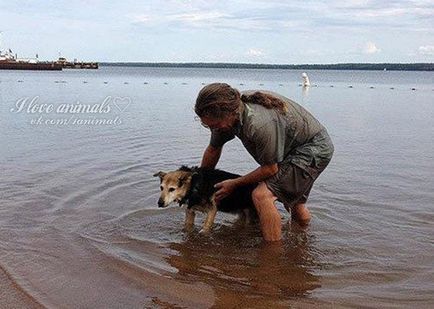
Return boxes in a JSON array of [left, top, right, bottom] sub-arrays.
[[129, 0, 434, 35], [133, 14, 151, 23], [246, 48, 264, 57], [364, 42, 381, 54], [131, 10, 275, 32], [169, 11, 228, 23], [418, 45, 434, 55], [2, 0, 434, 62], [133, 11, 228, 24], [126, 0, 434, 35]]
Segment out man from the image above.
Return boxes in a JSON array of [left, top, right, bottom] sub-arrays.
[[195, 83, 334, 241]]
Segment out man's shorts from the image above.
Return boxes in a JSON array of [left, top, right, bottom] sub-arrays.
[[265, 130, 334, 210]]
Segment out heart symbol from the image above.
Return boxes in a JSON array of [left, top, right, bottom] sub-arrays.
[[113, 97, 131, 113]]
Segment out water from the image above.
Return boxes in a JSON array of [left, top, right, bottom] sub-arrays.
[[0, 67, 433, 308]]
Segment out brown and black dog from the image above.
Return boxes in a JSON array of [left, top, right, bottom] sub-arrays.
[[153, 166, 258, 233]]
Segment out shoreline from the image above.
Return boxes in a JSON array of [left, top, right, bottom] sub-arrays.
[[0, 264, 45, 308]]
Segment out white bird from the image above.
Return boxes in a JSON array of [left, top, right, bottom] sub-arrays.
[[302, 72, 311, 87]]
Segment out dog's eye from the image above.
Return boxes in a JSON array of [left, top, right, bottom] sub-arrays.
[[160, 186, 163, 191], [168, 187, 175, 192]]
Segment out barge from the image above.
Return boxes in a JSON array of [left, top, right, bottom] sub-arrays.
[[0, 49, 98, 71], [0, 50, 62, 70], [56, 57, 98, 69]]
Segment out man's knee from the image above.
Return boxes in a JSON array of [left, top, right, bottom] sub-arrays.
[[252, 183, 275, 206], [292, 203, 311, 225]]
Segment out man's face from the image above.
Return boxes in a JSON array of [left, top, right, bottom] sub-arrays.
[[200, 114, 237, 132]]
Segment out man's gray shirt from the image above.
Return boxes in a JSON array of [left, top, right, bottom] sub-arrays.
[[210, 90, 328, 170]]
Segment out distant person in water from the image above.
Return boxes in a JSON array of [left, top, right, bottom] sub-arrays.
[[194, 83, 334, 242]]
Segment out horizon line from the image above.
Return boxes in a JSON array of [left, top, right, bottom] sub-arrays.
[[97, 62, 434, 71], [99, 61, 433, 65]]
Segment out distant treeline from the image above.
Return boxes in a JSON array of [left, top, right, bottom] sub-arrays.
[[100, 62, 434, 71]]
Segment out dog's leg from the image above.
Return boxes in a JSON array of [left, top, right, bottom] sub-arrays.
[[200, 202, 217, 234], [234, 209, 247, 226], [235, 209, 256, 226], [184, 208, 195, 231], [243, 209, 251, 225]]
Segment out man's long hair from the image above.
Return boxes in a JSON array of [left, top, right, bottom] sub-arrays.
[[195, 83, 287, 119]]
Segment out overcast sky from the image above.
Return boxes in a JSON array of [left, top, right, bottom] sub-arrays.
[[0, 0, 433, 63]]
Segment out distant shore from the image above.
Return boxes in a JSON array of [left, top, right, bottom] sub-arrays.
[[100, 62, 434, 71]]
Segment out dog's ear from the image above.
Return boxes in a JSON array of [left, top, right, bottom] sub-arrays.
[[153, 171, 166, 182], [178, 174, 192, 187]]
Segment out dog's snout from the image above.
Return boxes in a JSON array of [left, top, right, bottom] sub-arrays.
[[158, 198, 165, 208]]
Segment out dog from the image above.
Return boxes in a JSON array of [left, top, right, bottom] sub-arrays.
[[153, 166, 258, 233]]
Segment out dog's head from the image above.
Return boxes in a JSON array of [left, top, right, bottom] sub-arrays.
[[153, 169, 193, 208]]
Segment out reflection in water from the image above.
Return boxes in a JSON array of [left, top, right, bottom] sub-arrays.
[[302, 85, 310, 103], [163, 224, 321, 307]]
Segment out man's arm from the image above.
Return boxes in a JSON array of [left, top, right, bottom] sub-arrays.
[[214, 163, 278, 202], [200, 144, 222, 169], [233, 163, 278, 187]]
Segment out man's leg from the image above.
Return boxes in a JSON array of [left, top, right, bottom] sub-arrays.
[[252, 182, 281, 242], [291, 203, 311, 225], [290, 181, 313, 226]]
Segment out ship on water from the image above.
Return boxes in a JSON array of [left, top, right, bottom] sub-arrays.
[[0, 49, 62, 71], [0, 49, 98, 71], [56, 57, 98, 69]]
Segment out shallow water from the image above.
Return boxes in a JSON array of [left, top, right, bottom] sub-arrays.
[[0, 67, 433, 308]]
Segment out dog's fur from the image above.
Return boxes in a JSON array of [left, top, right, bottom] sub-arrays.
[[153, 166, 258, 233]]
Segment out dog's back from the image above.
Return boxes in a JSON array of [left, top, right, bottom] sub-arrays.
[[184, 167, 257, 214]]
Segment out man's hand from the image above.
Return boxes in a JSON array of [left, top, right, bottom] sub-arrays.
[[214, 179, 238, 203], [213, 163, 278, 204]]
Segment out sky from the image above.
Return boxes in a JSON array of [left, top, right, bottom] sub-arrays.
[[0, 0, 433, 64]]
